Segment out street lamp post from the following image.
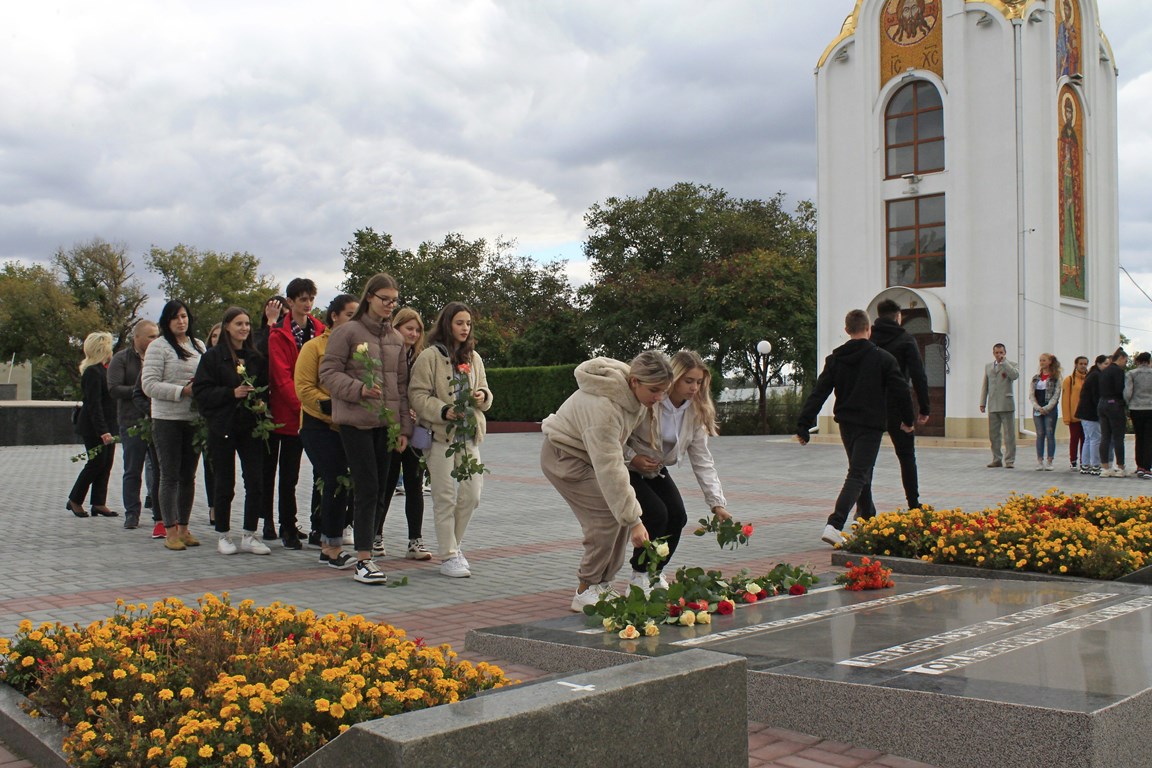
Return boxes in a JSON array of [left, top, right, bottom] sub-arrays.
[[756, 340, 772, 433]]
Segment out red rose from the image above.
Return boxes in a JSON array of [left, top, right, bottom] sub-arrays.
[[716, 599, 735, 615], [789, 583, 807, 596], [687, 600, 706, 611], [667, 604, 682, 617], [742, 524, 754, 537], [742, 592, 759, 603]]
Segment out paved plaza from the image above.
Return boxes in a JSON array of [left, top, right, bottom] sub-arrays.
[[0, 432, 1138, 767]]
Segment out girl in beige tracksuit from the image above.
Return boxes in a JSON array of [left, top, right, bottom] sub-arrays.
[[409, 302, 493, 579], [540, 351, 674, 611]]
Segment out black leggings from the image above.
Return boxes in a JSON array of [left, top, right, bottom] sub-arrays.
[[627, 470, 688, 572], [208, 428, 264, 534], [1098, 400, 1127, 466], [339, 426, 393, 554], [378, 446, 426, 540]]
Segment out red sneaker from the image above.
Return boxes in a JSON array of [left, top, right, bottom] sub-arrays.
[[151, 522, 166, 539]]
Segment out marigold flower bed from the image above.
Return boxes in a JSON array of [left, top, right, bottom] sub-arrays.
[[842, 491, 1152, 580], [0, 593, 509, 767]]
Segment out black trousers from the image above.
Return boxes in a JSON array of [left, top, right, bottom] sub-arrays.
[[339, 426, 393, 554], [69, 432, 115, 507], [1131, 410, 1152, 472], [627, 470, 688, 572], [828, 423, 883, 530], [300, 424, 352, 542], [261, 433, 304, 537], [379, 445, 426, 540], [209, 428, 264, 534], [887, 413, 920, 509]]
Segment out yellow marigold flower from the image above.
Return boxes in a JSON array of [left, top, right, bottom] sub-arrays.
[[150, 728, 166, 739], [198, 745, 214, 758], [249, 697, 266, 713], [236, 743, 254, 757], [158, 689, 175, 701], [270, 678, 290, 694], [21, 656, 34, 667], [314, 698, 331, 712], [147, 747, 162, 759], [329, 703, 346, 718], [340, 692, 358, 710], [170, 758, 188, 768], [180, 687, 195, 699]]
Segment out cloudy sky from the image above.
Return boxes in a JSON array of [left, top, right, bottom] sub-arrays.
[[2, 1, 1150, 345]]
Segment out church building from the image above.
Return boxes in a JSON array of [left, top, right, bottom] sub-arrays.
[[814, 0, 1118, 438]]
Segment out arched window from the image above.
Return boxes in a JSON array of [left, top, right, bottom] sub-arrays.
[[885, 81, 944, 178]]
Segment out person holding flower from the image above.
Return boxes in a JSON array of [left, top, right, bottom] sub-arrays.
[[295, 294, 360, 570], [192, 307, 273, 556], [319, 273, 413, 586], [410, 302, 493, 578], [141, 299, 205, 551], [67, 331, 119, 519], [378, 305, 433, 562], [624, 350, 731, 593], [540, 350, 673, 611]]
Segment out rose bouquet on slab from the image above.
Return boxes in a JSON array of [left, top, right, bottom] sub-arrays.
[[836, 556, 895, 591]]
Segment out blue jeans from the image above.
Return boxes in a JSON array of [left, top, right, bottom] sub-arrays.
[[1033, 409, 1058, 461], [1080, 419, 1101, 467]]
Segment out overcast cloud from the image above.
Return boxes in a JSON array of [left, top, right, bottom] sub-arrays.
[[2, 1, 1150, 346]]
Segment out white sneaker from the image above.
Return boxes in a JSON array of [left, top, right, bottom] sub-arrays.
[[1044, 458, 1054, 471], [821, 524, 843, 547], [1114, 466, 1128, 477], [217, 535, 238, 555], [240, 533, 271, 555], [440, 553, 471, 578], [372, 535, 386, 557], [570, 582, 613, 612], [457, 550, 470, 569], [405, 538, 432, 561], [354, 559, 388, 585], [628, 570, 653, 596], [342, 527, 354, 545], [1035, 461, 1046, 471]]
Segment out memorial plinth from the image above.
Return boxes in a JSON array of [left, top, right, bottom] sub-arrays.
[[467, 574, 1152, 768]]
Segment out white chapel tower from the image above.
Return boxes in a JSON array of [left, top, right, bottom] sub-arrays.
[[814, 0, 1118, 438]]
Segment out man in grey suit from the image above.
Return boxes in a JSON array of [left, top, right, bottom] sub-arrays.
[[979, 343, 1019, 468]]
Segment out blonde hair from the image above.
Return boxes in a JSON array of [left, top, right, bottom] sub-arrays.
[[671, 350, 719, 436], [628, 350, 673, 386], [391, 306, 426, 357], [79, 332, 114, 374]]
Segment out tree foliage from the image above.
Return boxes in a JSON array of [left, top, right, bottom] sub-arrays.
[[145, 245, 280, 333], [54, 238, 148, 351], [580, 183, 816, 385], [340, 229, 586, 367], [0, 262, 101, 398]]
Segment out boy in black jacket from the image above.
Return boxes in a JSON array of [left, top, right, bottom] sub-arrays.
[[869, 299, 930, 509], [797, 309, 915, 547]]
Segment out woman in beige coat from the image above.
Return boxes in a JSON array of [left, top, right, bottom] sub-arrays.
[[409, 302, 493, 579], [540, 350, 673, 612]]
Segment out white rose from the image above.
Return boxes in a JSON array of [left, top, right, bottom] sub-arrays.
[[746, 582, 763, 595], [236, 363, 246, 376], [655, 542, 670, 558], [695, 611, 711, 625], [356, 342, 369, 354]]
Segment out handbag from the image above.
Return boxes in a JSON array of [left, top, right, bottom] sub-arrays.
[[411, 425, 432, 452]]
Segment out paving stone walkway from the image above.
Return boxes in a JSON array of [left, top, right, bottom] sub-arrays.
[[1, 431, 1130, 767]]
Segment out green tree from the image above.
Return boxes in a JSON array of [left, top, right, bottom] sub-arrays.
[[145, 244, 280, 332], [340, 229, 585, 366], [580, 183, 816, 382], [0, 262, 101, 398], [54, 238, 148, 351]]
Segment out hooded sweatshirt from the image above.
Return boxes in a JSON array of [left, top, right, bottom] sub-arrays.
[[869, 317, 930, 417], [541, 357, 647, 527], [796, 338, 913, 438]]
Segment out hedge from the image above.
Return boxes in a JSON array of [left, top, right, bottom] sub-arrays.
[[485, 364, 578, 422]]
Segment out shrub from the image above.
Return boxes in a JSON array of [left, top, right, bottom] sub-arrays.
[[0, 594, 509, 767], [485, 364, 577, 422]]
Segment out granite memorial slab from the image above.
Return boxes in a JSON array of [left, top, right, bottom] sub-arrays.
[[467, 574, 1152, 768]]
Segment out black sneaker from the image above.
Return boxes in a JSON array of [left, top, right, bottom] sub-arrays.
[[307, 530, 323, 548], [282, 537, 303, 550], [320, 551, 356, 570], [262, 525, 278, 541], [354, 559, 388, 585]]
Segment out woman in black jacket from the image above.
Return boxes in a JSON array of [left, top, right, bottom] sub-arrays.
[[68, 332, 119, 518], [192, 307, 272, 556]]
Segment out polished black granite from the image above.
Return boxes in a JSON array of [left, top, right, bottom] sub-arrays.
[[469, 574, 1152, 711]]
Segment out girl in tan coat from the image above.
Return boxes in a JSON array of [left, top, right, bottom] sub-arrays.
[[409, 302, 493, 578]]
